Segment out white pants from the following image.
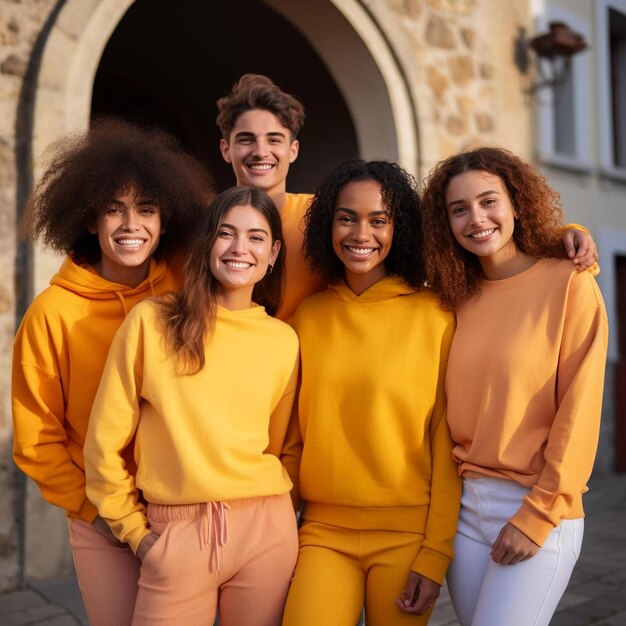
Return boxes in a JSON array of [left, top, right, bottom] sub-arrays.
[[447, 477, 583, 626]]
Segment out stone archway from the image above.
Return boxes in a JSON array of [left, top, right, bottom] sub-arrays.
[[31, 0, 419, 294], [25, 0, 419, 580]]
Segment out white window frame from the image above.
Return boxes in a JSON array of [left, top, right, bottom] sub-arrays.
[[534, 3, 592, 172], [596, 0, 626, 182]]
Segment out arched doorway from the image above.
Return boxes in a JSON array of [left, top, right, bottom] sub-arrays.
[[91, 0, 359, 192], [24, 0, 419, 580]]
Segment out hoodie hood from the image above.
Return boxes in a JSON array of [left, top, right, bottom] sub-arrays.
[[51, 256, 171, 314], [328, 275, 417, 304]]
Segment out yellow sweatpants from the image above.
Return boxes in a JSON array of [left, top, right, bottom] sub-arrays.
[[282, 520, 434, 626]]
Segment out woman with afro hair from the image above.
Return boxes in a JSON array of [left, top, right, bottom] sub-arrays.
[[12, 119, 212, 626], [420, 147, 608, 626], [282, 160, 461, 625]]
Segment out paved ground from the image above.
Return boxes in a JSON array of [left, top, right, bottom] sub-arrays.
[[1, 472, 625, 625]]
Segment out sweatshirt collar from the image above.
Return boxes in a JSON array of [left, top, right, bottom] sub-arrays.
[[328, 275, 417, 303]]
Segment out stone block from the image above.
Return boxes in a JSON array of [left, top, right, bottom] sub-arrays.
[[448, 54, 474, 85], [425, 15, 455, 49], [474, 111, 494, 132], [460, 27, 474, 48], [403, 0, 422, 21], [426, 65, 449, 101], [0, 54, 27, 77]]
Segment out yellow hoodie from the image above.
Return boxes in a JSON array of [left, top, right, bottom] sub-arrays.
[[84, 300, 300, 554], [12, 256, 177, 522], [288, 277, 461, 584], [277, 193, 326, 322]]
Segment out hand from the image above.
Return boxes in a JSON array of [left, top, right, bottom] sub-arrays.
[[92, 516, 117, 542], [491, 523, 540, 565], [136, 531, 160, 562], [564, 228, 598, 271], [395, 571, 440, 615]]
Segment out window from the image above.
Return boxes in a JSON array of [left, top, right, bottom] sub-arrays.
[[533, 3, 592, 171], [610, 8, 626, 167], [597, 0, 626, 179]]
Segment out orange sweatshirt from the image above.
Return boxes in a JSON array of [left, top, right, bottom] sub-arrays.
[[277, 193, 326, 322], [289, 277, 461, 584], [12, 256, 177, 522], [446, 259, 608, 546], [84, 300, 299, 553]]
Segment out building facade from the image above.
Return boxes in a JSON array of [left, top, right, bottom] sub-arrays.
[[0, 0, 622, 589]]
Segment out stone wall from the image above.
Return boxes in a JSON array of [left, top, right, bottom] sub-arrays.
[[0, 0, 57, 592], [364, 0, 532, 178]]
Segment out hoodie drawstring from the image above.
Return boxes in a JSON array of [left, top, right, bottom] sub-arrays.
[[200, 501, 230, 573], [115, 291, 129, 316]]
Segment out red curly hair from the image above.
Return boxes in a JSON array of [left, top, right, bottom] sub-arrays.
[[421, 147, 568, 310]]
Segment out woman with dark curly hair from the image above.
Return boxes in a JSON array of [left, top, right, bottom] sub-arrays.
[[85, 187, 299, 625], [12, 118, 212, 626], [282, 160, 461, 626], [420, 147, 608, 626]]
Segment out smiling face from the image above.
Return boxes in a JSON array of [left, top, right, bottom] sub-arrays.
[[209, 204, 281, 309], [332, 179, 393, 295], [446, 170, 519, 268], [219, 109, 299, 201], [88, 187, 162, 287]]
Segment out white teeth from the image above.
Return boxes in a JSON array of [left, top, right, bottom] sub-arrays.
[[347, 247, 375, 255], [224, 261, 252, 269], [116, 239, 144, 247], [248, 164, 273, 171], [469, 228, 495, 239]]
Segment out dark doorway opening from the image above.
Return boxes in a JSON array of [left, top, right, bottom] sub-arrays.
[[91, 0, 359, 193]]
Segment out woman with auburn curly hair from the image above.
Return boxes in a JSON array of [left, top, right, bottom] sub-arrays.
[[85, 187, 299, 626], [12, 118, 212, 626], [420, 147, 608, 626], [282, 160, 461, 626]]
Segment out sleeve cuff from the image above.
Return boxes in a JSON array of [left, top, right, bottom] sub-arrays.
[[411, 547, 452, 586], [77, 498, 99, 523], [508, 503, 556, 547]]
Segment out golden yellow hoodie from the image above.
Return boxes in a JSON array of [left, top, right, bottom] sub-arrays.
[[446, 259, 608, 546], [288, 277, 461, 584], [277, 193, 326, 322], [12, 256, 177, 522], [84, 300, 299, 554]]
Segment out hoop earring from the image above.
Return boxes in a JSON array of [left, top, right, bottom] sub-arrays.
[[266, 264, 273, 275]]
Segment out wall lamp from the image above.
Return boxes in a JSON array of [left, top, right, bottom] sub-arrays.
[[515, 21, 588, 94]]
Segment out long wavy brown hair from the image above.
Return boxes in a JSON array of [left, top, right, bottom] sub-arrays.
[[421, 147, 568, 310], [158, 186, 285, 375]]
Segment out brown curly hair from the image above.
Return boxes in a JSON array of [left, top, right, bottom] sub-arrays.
[[421, 147, 567, 310], [21, 118, 214, 265], [216, 74, 305, 140]]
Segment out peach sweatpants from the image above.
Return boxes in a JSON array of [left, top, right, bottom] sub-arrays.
[[132, 493, 298, 626], [67, 517, 141, 626]]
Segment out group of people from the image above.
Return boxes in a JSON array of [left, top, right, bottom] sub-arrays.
[[12, 74, 608, 626]]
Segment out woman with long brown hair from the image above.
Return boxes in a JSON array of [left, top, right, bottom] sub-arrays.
[[85, 186, 300, 626]]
